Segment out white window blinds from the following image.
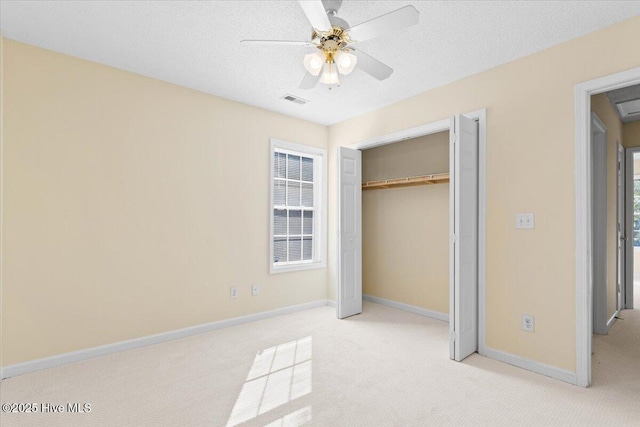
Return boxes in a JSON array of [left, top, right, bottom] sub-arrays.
[[273, 150, 315, 265]]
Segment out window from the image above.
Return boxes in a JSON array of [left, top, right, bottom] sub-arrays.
[[270, 139, 326, 273]]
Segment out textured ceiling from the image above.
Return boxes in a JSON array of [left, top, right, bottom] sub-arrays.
[[606, 84, 640, 123], [2, 1, 640, 126]]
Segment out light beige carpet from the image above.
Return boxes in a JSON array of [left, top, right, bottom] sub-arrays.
[[1, 301, 639, 427]]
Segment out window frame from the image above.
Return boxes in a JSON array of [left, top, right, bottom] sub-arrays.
[[270, 138, 327, 274]]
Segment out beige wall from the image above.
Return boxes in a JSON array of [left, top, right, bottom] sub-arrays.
[[362, 132, 449, 181], [624, 121, 640, 148], [328, 16, 640, 372], [591, 94, 623, 321], [362, 132, 449, 314], [1, 39, 328, 366]]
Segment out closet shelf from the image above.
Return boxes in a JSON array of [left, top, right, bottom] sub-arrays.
[[362, 173, 449, 190]]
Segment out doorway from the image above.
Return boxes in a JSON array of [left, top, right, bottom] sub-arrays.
[[336, 110, 487, 362], [359, 130, 450, 323], [575, 66, 640, 387]]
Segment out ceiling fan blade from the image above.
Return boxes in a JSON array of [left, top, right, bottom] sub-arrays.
[[347, 5, 419, 43], [241, 40, 312, 46], [352, 48, 393, 80], [299, 71, 321, 90], [297, 0, 332, 32]]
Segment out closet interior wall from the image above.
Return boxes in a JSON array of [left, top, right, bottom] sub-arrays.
[[362, 130, 450, 315]]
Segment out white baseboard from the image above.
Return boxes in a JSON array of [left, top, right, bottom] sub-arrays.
[[484, 347, 577, 385], [606, 310, 620, 332], [1, 299, 331, 379], [363, 294, 448, 322], [326, 300, 336, 308]]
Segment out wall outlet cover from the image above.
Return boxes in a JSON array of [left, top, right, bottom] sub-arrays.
[[230, 286, 239, 299], [516, 213, 535, 229], [252, 284, 260, 296], [522, 314, 535, 332]]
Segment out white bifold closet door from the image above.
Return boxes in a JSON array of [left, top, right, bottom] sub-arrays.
[[337, 147, 362, 319], [449, 114, 479, 361]]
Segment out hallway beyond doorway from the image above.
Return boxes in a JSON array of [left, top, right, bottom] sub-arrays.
[[592, 304, 640, 392]]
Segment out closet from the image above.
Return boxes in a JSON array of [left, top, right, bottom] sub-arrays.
[[361, 130, 450, 318]]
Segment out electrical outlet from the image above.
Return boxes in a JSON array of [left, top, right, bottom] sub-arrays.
[[522, 314, 535, 332], [252, 284, 260, 296], [516, 213, 535, 229], [230, 286, 238, 299]]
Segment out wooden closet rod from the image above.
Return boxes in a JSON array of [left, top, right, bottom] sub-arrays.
[[362, 173, 449, 190]]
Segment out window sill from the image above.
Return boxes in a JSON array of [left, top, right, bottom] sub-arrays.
[[270, 261, 326, 275]]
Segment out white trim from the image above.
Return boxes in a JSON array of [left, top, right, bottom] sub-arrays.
[[449, 118, 456, 359], [270, 261, 325, 274], [477, 108, 488, 357], [363, 294, 449, 322], [484, 347, 577, 385], [591, 112, 607, 134], [606, 309, 619, 332], [347, 108, 487, 355], [269, 138, 327, 274], [270, 138, 327, 157], [1, 299, 332, 379], [591, 112, 608, 336], [575, 66, 640, 388], [617, 142, 625, 314], [350, 118, 450, 150], [326, 300, 336, 308]]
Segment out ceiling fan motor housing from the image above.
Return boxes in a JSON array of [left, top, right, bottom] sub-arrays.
[[313, 26, 350, 53]]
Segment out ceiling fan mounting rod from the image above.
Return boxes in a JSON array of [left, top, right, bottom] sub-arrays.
[[322, 0, 343, 17]]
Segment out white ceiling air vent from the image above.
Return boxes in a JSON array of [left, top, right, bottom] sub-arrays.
[[281, 94, 309, 105], [616, 98, 640, 118]]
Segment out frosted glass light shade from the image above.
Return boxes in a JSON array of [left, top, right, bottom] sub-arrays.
[[303, 51, 325, 76], [319, 62, 340, 85], [334, 50, 357, 75]]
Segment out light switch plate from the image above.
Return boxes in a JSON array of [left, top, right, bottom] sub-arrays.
[[252, 284, 260, 296], [516, 213, 535, 229]]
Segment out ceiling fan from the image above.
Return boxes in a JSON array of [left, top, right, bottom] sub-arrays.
[[241, 0, 419, 90]]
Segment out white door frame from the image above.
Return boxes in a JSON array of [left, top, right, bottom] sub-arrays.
[[625, 146, 640, 310], [575, 66, 640, 388], [590, 112, 608, 335], [616, 142, 625, 317], [348, 108, 487, 355]]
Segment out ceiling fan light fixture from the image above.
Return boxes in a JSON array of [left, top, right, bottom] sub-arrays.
[[334, 50, 357, 75], [245, 1, 420, 90], [303, 51, 325, 76], [319, 62, 340, 86]]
